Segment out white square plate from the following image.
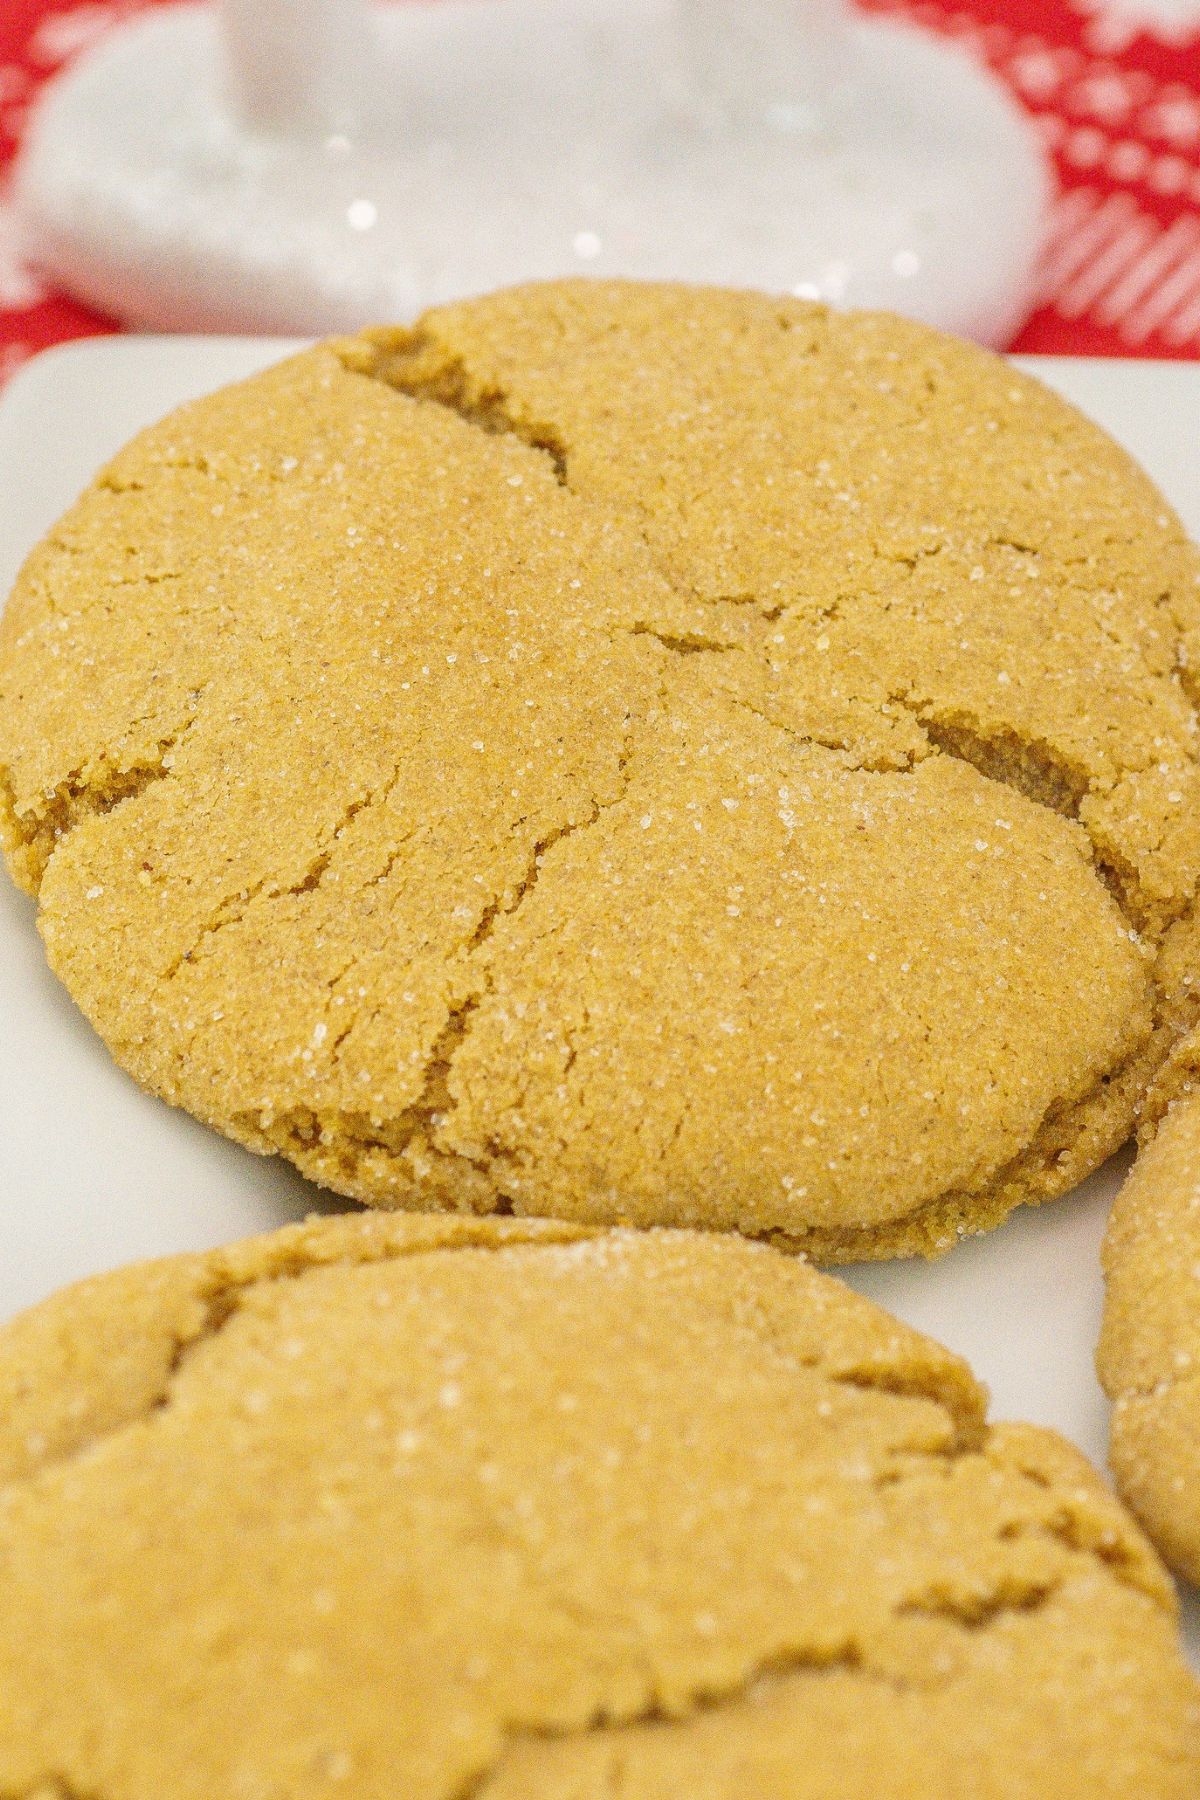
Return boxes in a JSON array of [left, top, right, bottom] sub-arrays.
[[1, 336, 1197, 1662]]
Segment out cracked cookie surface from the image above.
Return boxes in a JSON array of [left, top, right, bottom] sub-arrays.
[[1101, 1080, 1200, 1585], [0, 1211, 1196, 1798], [3, 281, 1200, 1255]]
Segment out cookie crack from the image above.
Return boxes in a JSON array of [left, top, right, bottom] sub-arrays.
[[466, 746, 635, 958], [1001, 1511, 1165, 1599], [3, 1223, 978, 1500], [252, 879, 1161, 1249], [882, 693, 1187, 937], [335, 333, 569, 484], [345, 996, 485, 1170], [349, 331, 1193, 929], [915, 708, 1090, 821], [299, 766, 634, 1076], [628, 624, 737, 658], [339, 325, 1199, 940], [453, 1552, 1111, 1800], [0, 1640, 933, 1800], [234, 746, 638, 1177], [451, 1643, 926, 1800], [0, 1564, 1111, 1800], [0, 1570, 1139, 1800], [895, 1577, 1060, 1632], [824, 1366, 979, 1447], [0, 691, 209, 895], [716, 688, 922, 774], [160, 754, 414, 983], [3, 1222, 594, 1495]]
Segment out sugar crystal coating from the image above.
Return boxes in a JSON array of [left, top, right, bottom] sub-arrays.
[[0, 1212, 1195, 1796], [3, 281, 1200, 1255], [1101, 1070, 1200, 1585]]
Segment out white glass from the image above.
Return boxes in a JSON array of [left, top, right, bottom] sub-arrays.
[[14, 0, 1049, 345], [219, 0, 376, 136], [678, 0, 848, 120]]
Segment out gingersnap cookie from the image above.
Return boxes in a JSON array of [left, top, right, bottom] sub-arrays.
[[4, 282, 1200, 1259], [0, 1211, 1195, 1797], [1100, 1073, 1200, 1585]]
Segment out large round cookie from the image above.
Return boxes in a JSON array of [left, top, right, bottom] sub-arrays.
[[0, 1211, 1195, 1797], [1101, 1072, 1200, 1585], [4, 281, 1200, 1258]]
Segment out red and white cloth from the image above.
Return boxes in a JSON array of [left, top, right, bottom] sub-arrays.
[[0, 0, 1198, 371], [863, 0, 1200, 355]]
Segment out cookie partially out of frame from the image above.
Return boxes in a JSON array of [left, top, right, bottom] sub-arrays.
[[0, 1211, 1196, 1798], [1101, 1071, 1200, 1585], [5, 281, 1200, 1257]]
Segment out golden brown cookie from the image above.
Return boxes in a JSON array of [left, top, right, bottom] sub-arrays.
[[1100, 1078, 1200, 1585], [4, 281, 1200, 1257], [0, 1211, 1196, 1798]]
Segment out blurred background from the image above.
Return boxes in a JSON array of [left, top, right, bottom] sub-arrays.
[[0, 0, 1197, 373]]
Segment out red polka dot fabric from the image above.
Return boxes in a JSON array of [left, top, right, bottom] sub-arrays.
[[0, 0, 1199, 372]]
